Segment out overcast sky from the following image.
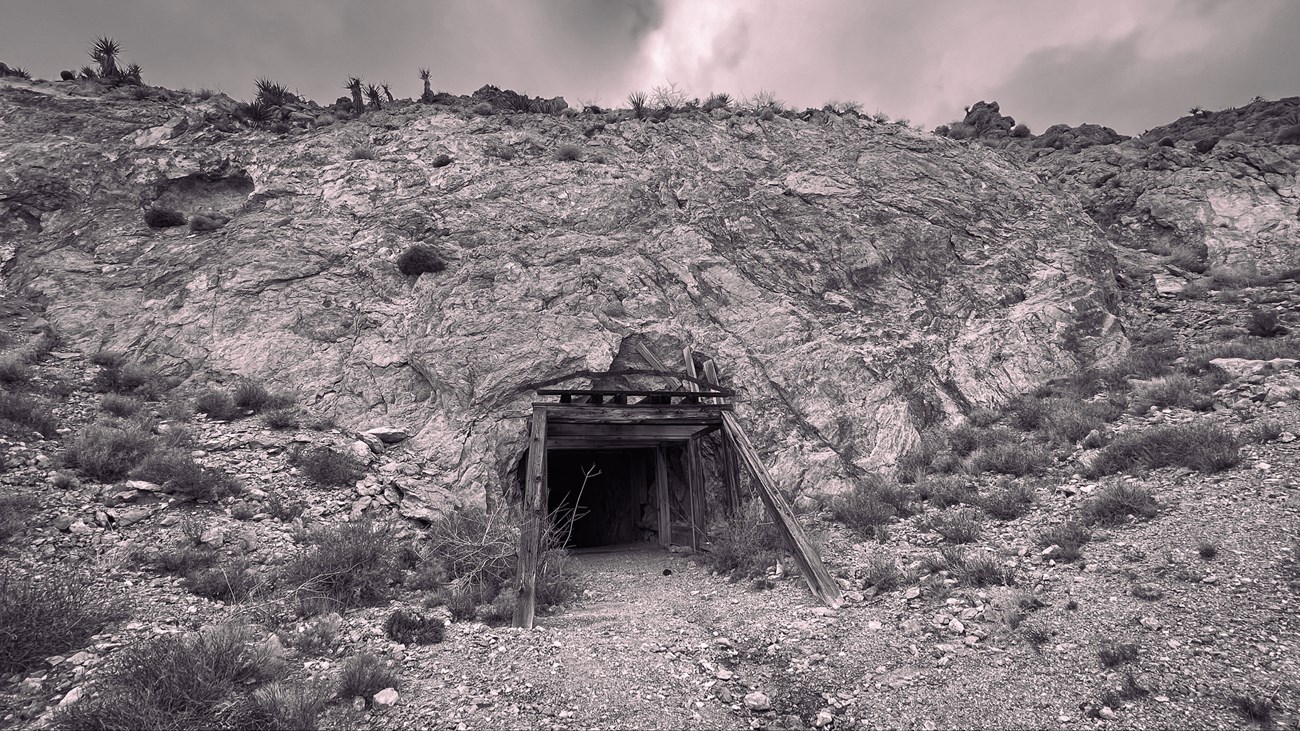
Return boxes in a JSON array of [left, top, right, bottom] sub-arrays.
[[3, 0, 1297, 134]]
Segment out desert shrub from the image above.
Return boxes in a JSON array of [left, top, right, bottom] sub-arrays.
[[1097, 640, 1139, 668], [1128, 374, 1215, 414], [264, 492, 306, 521], [1240, 419, 1283, 444], [1275, 124, 1300, 145], [241, 682, 331, 731], [948, 425, 1013, 456], [384, 608, 445, 645], [700, 500, 786, 577], [92, 360, 167, 399], [232, 379, 293, 413], [337, 653, 399, 701], [966, 442, 1049, 476], [927, 546, 1012, 587], [915, 474, 978, 508], [0, 391, 57, 438], [471, 102, 494, 116], [281, 520, 401, 614], [1232, 692, 1276, 724], [1039, 398, 1122, 444], [132, 448, 241, 501], [144, 544, 216, 575], [1185, 336, 1300, 371], [63, 422, 157, 481], [484, 142, 516, 160], [859, 555, 903, 592], [1080, 482, 1160, 525], [896, 431, 944, 479], [0, 569, 123, 673], [1246, 308, 1289, 338], [1035, 522, 1091, 562], [143, 207, 187, 228], [1088, 424, 1240, 476], [553, 143, 584, 162], [52, 622, 295, 731], [183, 559, 259, 603], [396, 243, 447, 276], [0, 356, 30, 385], [282, 613, 342, 656], [1197, 540, 1218, 559], [0, 492, 40, 543], [194, 389, 242, 421], [923, 507, 982, 543], [99, 393, 144, 417], [263, 407, 301, 430], [347, 145, 377, 160], [703, 92, 731, 111], [967, 407, 1000, 427], [830, 479, 898, 539], [980, 482, 1036, 519], [290, 445, 366, 487]]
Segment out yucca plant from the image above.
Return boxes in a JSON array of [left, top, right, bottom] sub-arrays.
[[254, 77, 291, 106], [419, 68, 433, 102], [79, 65, 98, 80], [235, 100, 275, 126], [123, 62, 143, 84], [90, 36, 122, 78], [380, 82, 394, 103], [366, 83, 383, 110], [345, 76, 364, 115], [627, 90, 648, 119]]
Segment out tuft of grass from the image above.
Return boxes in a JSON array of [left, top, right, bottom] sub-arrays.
[[336, 653, 399, 702], [1246, 308, 1289, 338], [927, 546, 1012, 587], [347, 145, 377, 160], [915, 474, 978, 508], [92, 359, 168, 399], [280, 520, 401, 614], [830, 483, 898, 539], [859, 555, 903, 592], [1035, 522, 1091, 562], [99, 393, 144, 417], [383, 608, 445, 645], [979, 482, 1036, 520], [484, 141, 516, 160], [232, 380, 293, 413], [700, 500, 786, 578], [1097, 640, 1139, 668], [1128, 374, 1215, 414], [132, 448, 241, 501], [1080, 482, 1159, 525], [289, 445, 366, 487], [1, 569, 123, 673], [396, 243, 447, 276], [182, 559, 259, 603], [1197, 540, 1218, 559], [0, 391, 58, 438], [1040, 398, 1122, 444], [0, 492, 40, 543], [263, 407, 301, 430], [1088, 424, 1240, 476], [63, 422, 156, 481], [194, 389, 241, 420], [1231, 692, 1275, 724], [966, 442, 1050, 476], [553, 143, 584, 162], [0, 356, 31, 386], [967, 407, 1001, 427], [923, 507, 983, 543]]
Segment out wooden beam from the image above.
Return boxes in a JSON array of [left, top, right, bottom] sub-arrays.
[[540, 404, 730, 425], [656, 446, 671, 548], [636, 344, 682, 388], [721, 412, 843, 609], [687, 436, 706, 551], [512, 409, 549, 628], [548, 422, 718, 440], [704, 360, 742, 516]]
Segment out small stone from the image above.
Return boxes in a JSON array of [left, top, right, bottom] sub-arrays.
[[66, 651, 93, 666], [904, 586, 921, 600], [1098, 707, 1116, 720], [199, 526, 225, 547], [373, 687, 399, 708], [363, 426, 409, 444], [58, 687, 84, 707], [743, 691, 771, 712], [947, 619, 965, 635], [68, 520, 91, 535], [900, 619, 923, 636], [358, 432, 386, 454], [716, 669, 734, 680], [1139, 616, 1161, 630], [813, 710, 835, 727], [351, 696, 366, 712]]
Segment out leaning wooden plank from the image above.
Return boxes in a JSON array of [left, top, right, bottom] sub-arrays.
[[687, 437, 706, 550], [635, 343, 683, 389], [512, 409, 550, 628], [721, 412, 843, 608]]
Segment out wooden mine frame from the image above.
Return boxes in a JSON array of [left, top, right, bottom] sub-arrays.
[[511, 350, 843, 628]]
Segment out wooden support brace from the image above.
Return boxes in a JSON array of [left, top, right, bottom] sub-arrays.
[[512, 409, 549, 628], [687, 437, 706, 551], [656, 446, 671, 547], [704, 360, 742, 515], [721, 412, 843, 608]]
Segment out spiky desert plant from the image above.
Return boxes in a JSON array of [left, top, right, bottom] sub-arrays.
[[123, 62, 143, 84], [366, 83, 383, 110], [235, 100, 275, 126], [255, 77, 291, 106], [419, 68, 433, 102], [79, 66, 98, 80], [627, 90, 648, 119], [381, 82, 394, 103], [90, 36, 122, 78], [345, 76, 364, 115]]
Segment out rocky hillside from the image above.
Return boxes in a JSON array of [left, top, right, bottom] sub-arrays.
[[1, 76, 1127, 507]]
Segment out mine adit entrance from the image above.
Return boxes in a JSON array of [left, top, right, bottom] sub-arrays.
[[510, 350, 844, 629]]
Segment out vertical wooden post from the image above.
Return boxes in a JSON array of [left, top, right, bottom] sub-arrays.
[[687, 437, 706, 550], [656, 445, 671, 547], [722, 412, 843, 608], [512, 408, 549, 628], [704, 359, 741, 515]]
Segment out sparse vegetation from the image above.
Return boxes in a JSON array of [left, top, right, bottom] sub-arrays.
[[830, 479, 900, 539], [337, 653, 399, 701], [99, 393, 144, 417], [131, 448, 241, 501], [233, 379, 294, 413], [1097, 640, 1140, 667], [627, 90, 649, 119], [1231, 692, 1276, 724], [926, 546, 1012, 587], [0, 492, 40, 543], [384, 608, 445, 645], [1088, 424, 1240, 476], [1197, 540, 1219, 559], [923, 507, 983, 543], [280, 520, 400, 614], [1, 569, 123, 673], [348, 144, 378, 160], [63, 421, 157, 481], [1036, 522, 1091, 562], [979, 482, 1036, 519], [263, 407, 302, 430], [290, 444, 365, 487], [0, 391, 57, 438], [859, 554, 903, 591], [0, 356, 30, 385], [91, 356, 168, 399], [195, 388, 242, 421], [554, 143, 584, 162], [1128, 374, 1215, 414], [396, 243, 447, 275], [1080, 482, 1160, 525]]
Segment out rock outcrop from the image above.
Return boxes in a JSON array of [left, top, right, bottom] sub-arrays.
[[2, 77, 1128, 507]]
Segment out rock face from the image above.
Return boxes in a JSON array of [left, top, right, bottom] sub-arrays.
[[0, 77, 1126, 507]]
